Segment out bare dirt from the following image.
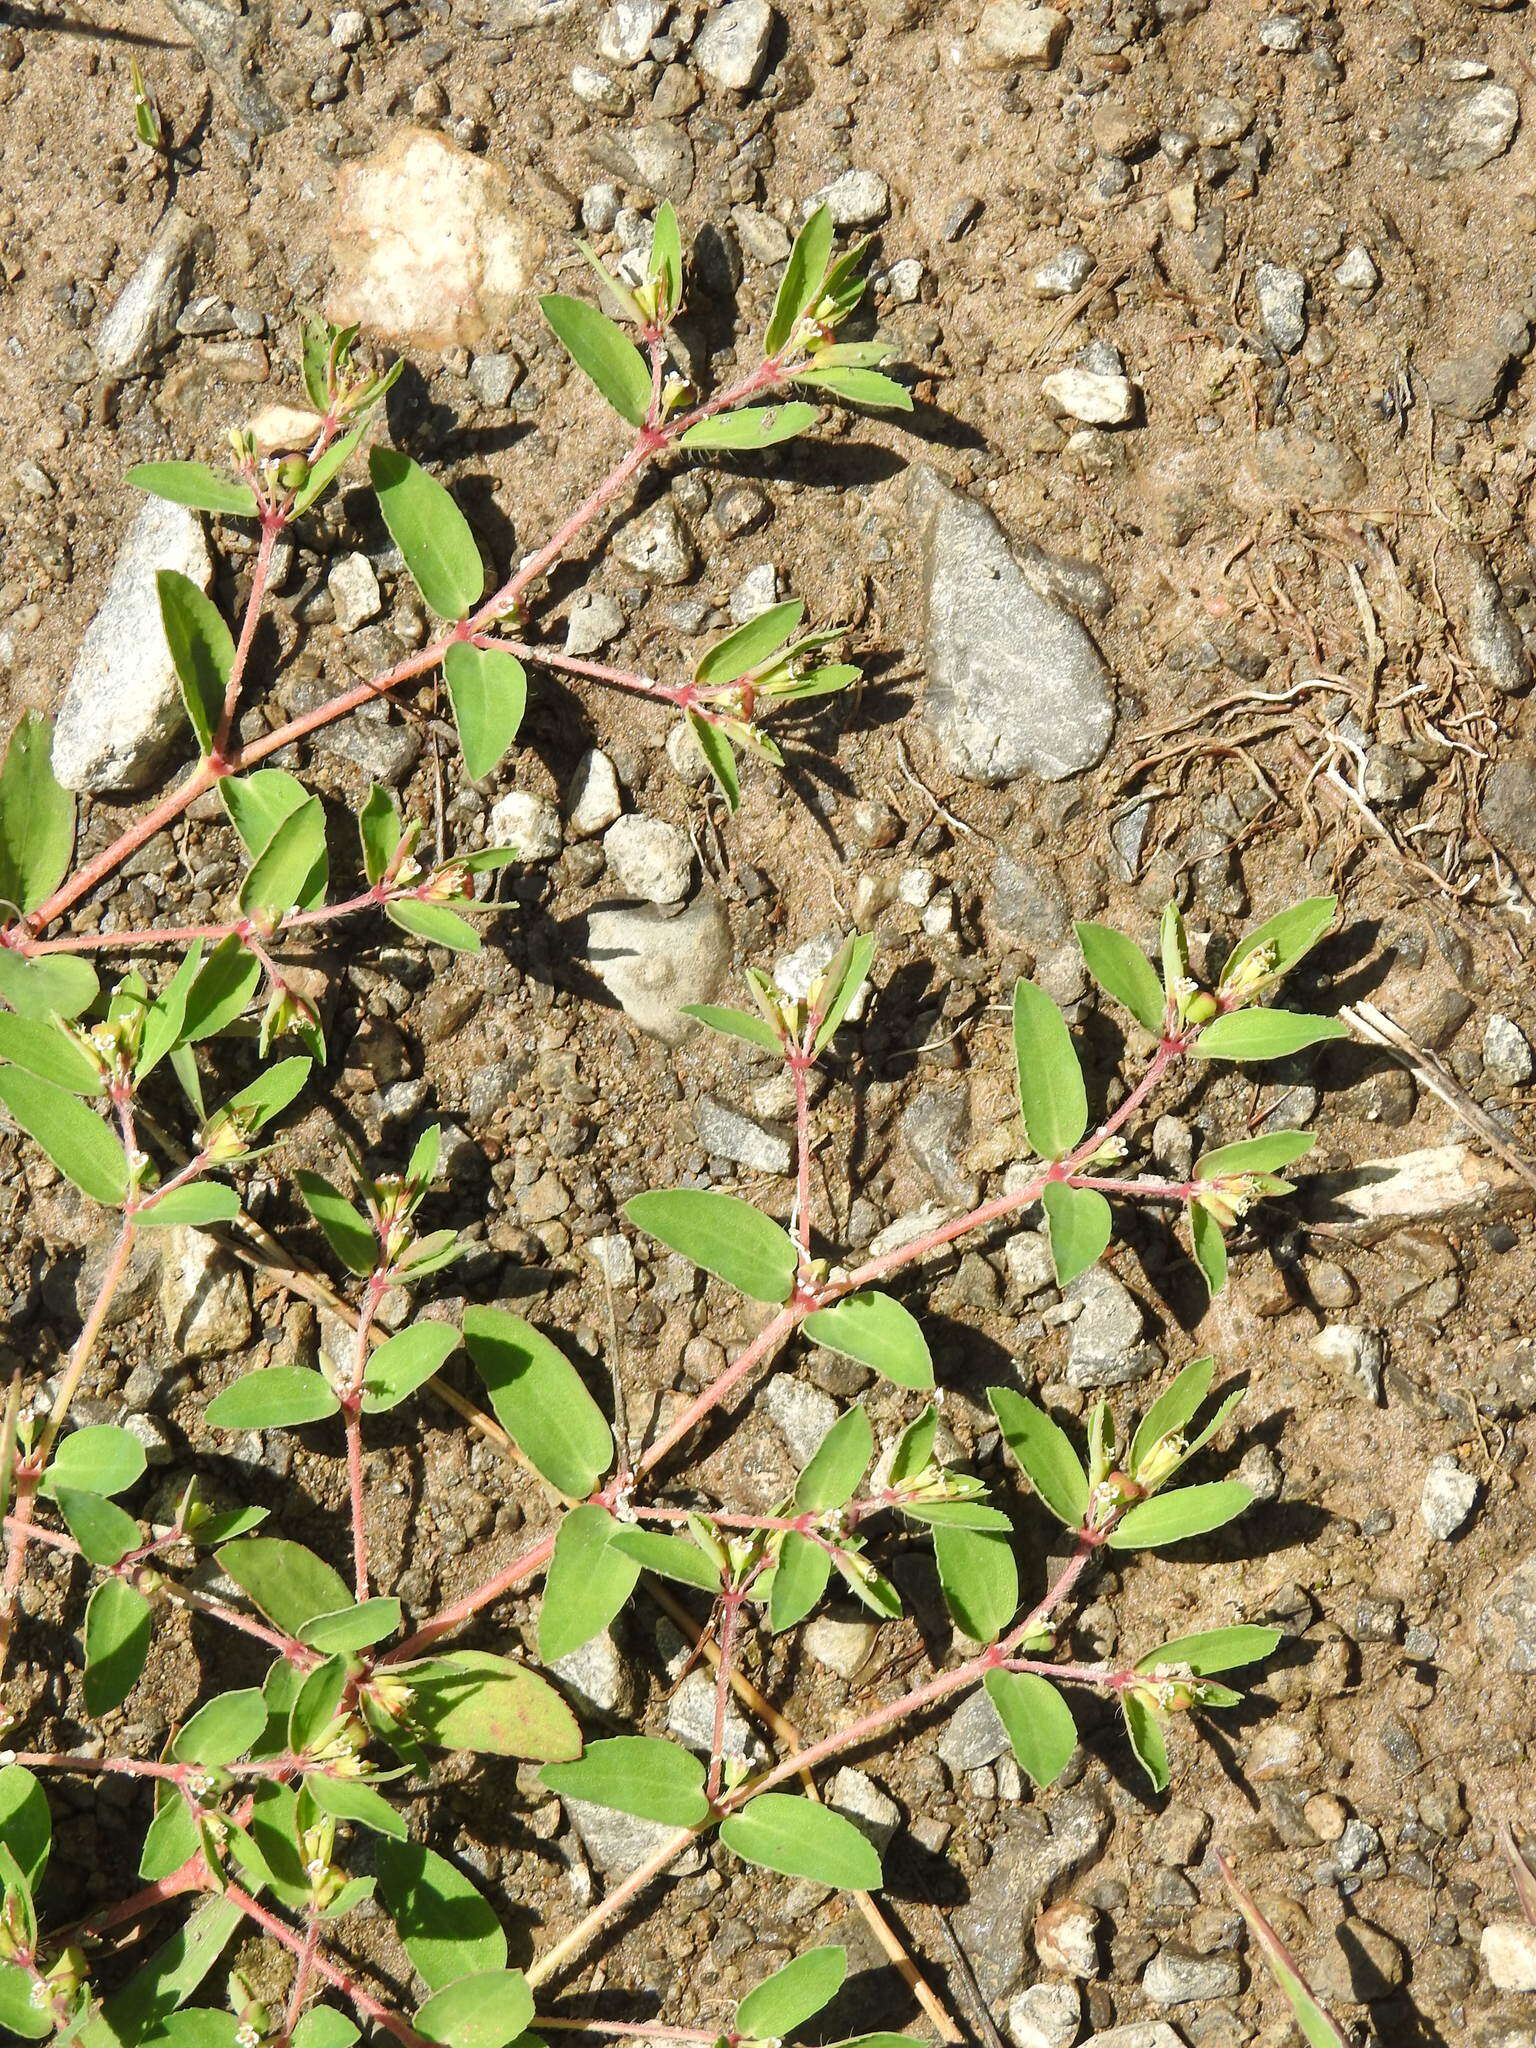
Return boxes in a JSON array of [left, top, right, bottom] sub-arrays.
[[3, 2, 1536, 2045]]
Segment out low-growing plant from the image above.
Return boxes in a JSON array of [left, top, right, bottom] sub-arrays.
[[0, 203, 1350, 2047]]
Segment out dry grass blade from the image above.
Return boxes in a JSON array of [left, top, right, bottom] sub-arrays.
[[1216, 1851, 1350, 2047], [1342, 1001, 1536, 1195], [1501, 1821, 1536, 1927]]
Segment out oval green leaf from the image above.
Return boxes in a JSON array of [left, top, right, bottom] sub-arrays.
[[1012, 980, 1088, 1162], [803, 1291, 933, 1389], [537, 1502, 641, 1663], [1107, 1481, 1254, 1550], [462, 1306, 612, 1498], [206, 1368, 340, 1431], [370, 448, 485, 620], [443, 642, 526, 782], [625, 1188, 798, 1303], [720, 1793, 881, 1891], [983, 1669, 1078, 1789], [542, 1736, 710, 1828]]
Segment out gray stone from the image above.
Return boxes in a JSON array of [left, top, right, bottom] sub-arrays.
[[1143, 1948, 1243, 2005], [1394, 81, 1519, 177], [162, 0, 288, 132], [1467, 555, 1530, 695], [822, 169, 890, 227], [1427, 346, 1520, 422], [803, 1615, 877, 1679], [489, 789, 562, 861], [694, 0, 774, 91], [587, 123, 695, 205], [585, 892, 732, 1044], [902, 1089, 976, 1205], [581, 182, 623, 235], [1485, 1014, 1534, 1086], [1258, 14, 1304, 49], [939, 1685, 1011, 1772], [729, 562, 780, 624], [1334, 245, 1379, 293], [694, 1096, 791, 1175], [764, 1375, 838, 1468], [160, 1229, 252, 1359], [316, 706, 420, 789], [53, 498, 214, 793], [991, 851, 1071, 944], [1309, 1324, 1384, 1399], [1483, 1923, 1536, 1993], [828, 1766, 900, 1851], [552, 1629, 638, 1717], [1066, 1268, 1161, 1388], [568, 749, 624, 837], [1032, 247, 1096, 298], [1480, 1546, 1536, 1671], [911, 466, 1115, 784], [468, 351, 522, 408], [613, 498, 694, 583], [1481, 755, 1536, 854], [953, 1784, 1112, 1999], [597, 0, 668, 65], [666, 1668, 768, 1762], [586, 1233, 636, 1288], [328, 552, 382, 632], [1304, 1144, 1536, 1238], [1005, 1230, 1056, 1301], [565, 590, 625, 657], [1007, 1982, 1082, 2048], [565, 1796, 706, 1877], [1255, 261, 1307, 353], [974, 1, 1067, 67], [1083, 2030, 1186, 2048], [604, 814, 692, 903]]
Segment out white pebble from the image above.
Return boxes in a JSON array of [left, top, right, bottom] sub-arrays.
[[1419, 1454, 1479, 1541], [604, 814, 693, 903], [568, 748, 624, 837], [1040, 367, 1136, 425], [489, 789, 562, 862]]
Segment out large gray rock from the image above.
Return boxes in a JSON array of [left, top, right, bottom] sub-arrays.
[[53, 497, 214, 794], [584, 892, 731, 1044], [911, 466, 1114, 783], [953, 1782, 1112, 2000], [1393, 81, 1519, 177], [95, 205, 207, 378]]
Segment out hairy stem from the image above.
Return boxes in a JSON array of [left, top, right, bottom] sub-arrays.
[[213, 517, 283, 763]]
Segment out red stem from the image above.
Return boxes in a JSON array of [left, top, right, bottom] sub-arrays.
[[213, 518, 283, 762], [223, 1884, 430, 2048]]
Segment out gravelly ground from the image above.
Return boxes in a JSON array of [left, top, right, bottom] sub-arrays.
[[3, 2, 1536, 2044]]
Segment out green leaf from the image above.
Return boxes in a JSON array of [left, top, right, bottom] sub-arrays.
[[173, 1689, 267, 1766], [289, 1653, 359, 1752], [625, 1188, 797, 1303], [462, 1306, 613, 1496], [983, 1669, 1078, 1789], [680, 402, 817, 449], [679, 1004, 782, 1054], [791, 364, 912, 409], [0, 950, 98, 1022], [538, 1503, 640, 1663], [157, 572, 233, 757], [387, 899, 482, 952], [182, 935, 261, 1040], [415, 1970, 533, 2048], [139, 1794, 199, 1881], [688, 712, 741, 811], [363, 1321, 460, 1414], [989, 1389, 1088, 1529], [607, 1526, 722, 1591], [296, 1170, 377, 1275], [1193, 1010, 1346, 1061], [695, 600, 805, 687], [220, 772, 325, 910], [217, 1056, 311, 1137], [443, 643, 527, 782], [766, 206, 833, 355], [794, 1407, 872, 1512], [54, 1487, 140, 1567], [138, 1181, 242, 1228], [721, 1794, 881, 1891], [540, 293, 652, 427], [1218, 1852, 1350, 2048], [127, 462, 258, 516], [542, 1736, 710, 1827], [239, 796, 327, 917], [375, 1839, 507, 1993], [1075, 921, 1165, 1034], [370, 448, 485, 620], [1137, 1626, 1281, 1676], [932, 1522, 1017, 1643], [291, 2011, 361, 2048], [145, 2013, 240, 2048], [1195, 1131, 1316, 1180], [649, 200, 683, 313], [399, 1651, 580, 1762], [300, 1598, 402, 1654], [206, 1368, 340, 1431], [0, 1963, 53, 2039], [737, 1948, 847, 2037], [0, 712, 73, 917], [0, 1068, 127, 1204], [83, 1577, 152, 1715], [899, 1500, 1012, 1531], [216, 1538, 351, 1636], [1128, 1358, 1215, 1476], [812, 932, 875, 1055], [305, 1771, 407, 1840], [0, 1014, 103, 1095], [1219, 897, 1337, 994], [293, 420, 367, 516], [1160, 900, 1190, 1002], [1122, 1691, 1169, 1793], [43, 1425, 145, 1499], [359, 784, 402, 886], [802, 1291, 933, 1390], [768, 1530, 832, 1632], [0, 1768, 48, 1888], [1041, 1182, 1112, 1287], [1190, 1204, 1227, 1295], [1108, 1481, 1254, 1550], [890, 1408, 937, 1488], [1012, 980, 1088, 1161]]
